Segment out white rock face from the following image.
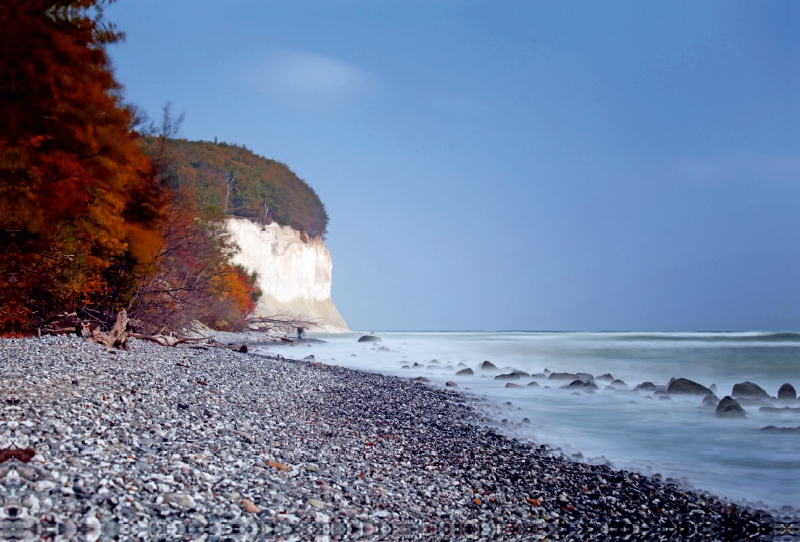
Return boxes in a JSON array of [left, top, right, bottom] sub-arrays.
[[225, 218, 349, 332]]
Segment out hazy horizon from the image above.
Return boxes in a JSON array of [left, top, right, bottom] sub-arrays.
[[108, 1, 799, 332]]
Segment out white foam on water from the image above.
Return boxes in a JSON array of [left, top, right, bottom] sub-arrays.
[[256, 331, 800, 511]]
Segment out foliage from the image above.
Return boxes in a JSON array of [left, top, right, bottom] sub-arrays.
[[0, 2, 279, 335], [128, 195, 260, 334], [141, 138, 329, 238], [0, 0, 166, 334]]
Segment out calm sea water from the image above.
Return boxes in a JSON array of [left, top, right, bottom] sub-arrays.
[[257, 332, 800, 511]]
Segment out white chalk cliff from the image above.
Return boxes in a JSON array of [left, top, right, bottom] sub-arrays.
[[226, 218, 349, 332]]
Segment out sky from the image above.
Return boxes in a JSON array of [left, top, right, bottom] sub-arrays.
[[106, 0, 800, 331]]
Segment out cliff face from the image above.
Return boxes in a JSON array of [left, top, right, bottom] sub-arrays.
[[225, 218, 349, 332]]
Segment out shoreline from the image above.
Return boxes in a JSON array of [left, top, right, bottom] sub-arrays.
[[0, 335, 787, 540]]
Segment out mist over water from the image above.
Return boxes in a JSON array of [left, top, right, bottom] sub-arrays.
[[257, 332, 800, 511]]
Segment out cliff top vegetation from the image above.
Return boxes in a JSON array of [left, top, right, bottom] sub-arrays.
[[143, 138, 329, 238]]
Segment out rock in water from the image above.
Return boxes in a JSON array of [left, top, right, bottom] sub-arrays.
[[668, 378, 711, 395], [527, 381, 540, 387], [716, 396, 747, 418], [563, 379, 597, 390], [445, 381, 458, 387], [495, 373, 520, 380], [608, 379, 629, 390], [480, 361, 499, 371], [512, 370, 531, 378], [596, 373, 614, 382], [456, 368, 474, 376], [777, 383, 797, 401], [548, 372, 578, 381], [576, 372, 594, 382], [633, 381, 657, 392], [731, 381, 770, 400], [505, 383, 523, 388], [357, 335, 381, 343], [702, 394, 719, 405]]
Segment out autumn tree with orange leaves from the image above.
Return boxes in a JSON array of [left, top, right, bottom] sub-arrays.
[[0, 0, 259, 335]]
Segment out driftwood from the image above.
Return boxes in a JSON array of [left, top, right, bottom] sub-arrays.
[[246, 312, 322, 335], [128, 333, 211, 348], [91, 310, 130, 350]]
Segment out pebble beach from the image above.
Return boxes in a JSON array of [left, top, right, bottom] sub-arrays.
[[0, 335, 789, 540]]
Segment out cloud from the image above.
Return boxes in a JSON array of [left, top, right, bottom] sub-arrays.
[[253, 50, 369, 108]]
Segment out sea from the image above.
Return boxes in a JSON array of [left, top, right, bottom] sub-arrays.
[[256, 331, 800, 513]]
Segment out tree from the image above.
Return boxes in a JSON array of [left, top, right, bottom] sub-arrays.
[[0, 0, 166, 334]]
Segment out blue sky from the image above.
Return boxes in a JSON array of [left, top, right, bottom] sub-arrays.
[[107, 1, 800, 331]]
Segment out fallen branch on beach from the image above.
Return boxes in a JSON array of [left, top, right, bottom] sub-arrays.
[[91, 310, 130, 350], [246, 312, 322, 334]]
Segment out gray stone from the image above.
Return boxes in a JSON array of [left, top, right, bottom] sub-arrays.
[[731, 381, 770, 400], [777, 383, 797, 401], [480, 361, 499, 371], [162, 493, 195, 509], [563, 379, 597, 390], [456, 368, 474, 376], [357, 335, 381, 343], [548, 372, 578, 381], [668, 378, 711, 395], [715, 396, 747, 418]]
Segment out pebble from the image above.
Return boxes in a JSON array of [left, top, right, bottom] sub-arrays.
[[0, 335, 780, 539]]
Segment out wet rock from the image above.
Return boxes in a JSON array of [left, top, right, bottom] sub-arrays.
[[716, 396, 747, 418], [709, 383, 718, 393], [505, 383, 523, 388], [303, 355, 315, 360], [659, 395, 672, 401], [608, 379, 629, 390], [412, 362, 422, 368], [548, 372, 578, 381], [526, 381, 540, 387], [731, 381, 770, 400], [668, 378, 711, 395], [480, 360, 499, 371], [401, 365, 410, 369], [445, 381, 458, 387], [161, 493, 195, 509], [456, 368, 474, 376], [702, 394, 719, 405], [777, 383, 797, 401], [495, 373, 520, 380], [543, 368, 552, 376], [457, 362, 467, 367], [576, 372, 594, 382], [633, 381, 656, 392], [760, 406, 800, 413], [410, 376, 430, 383], [596, 373, 614, 382], [521, 418, 531, 424], [530, 373, 546, 379], [357, 335, 381, 343], [563, 379, 597, 390], [761, 425, 800, 432], [512, 370, 531, 378]]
